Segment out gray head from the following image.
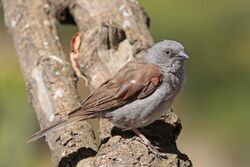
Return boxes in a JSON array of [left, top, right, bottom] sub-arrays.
[[145, 40, 189, 71]]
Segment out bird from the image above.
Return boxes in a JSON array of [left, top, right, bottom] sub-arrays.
[[27, 40, 189, 143]]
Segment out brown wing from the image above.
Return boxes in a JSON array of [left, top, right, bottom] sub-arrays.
[[69, 58, 163, 116]]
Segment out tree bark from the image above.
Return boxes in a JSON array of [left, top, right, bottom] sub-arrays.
[[2, 0, 192, 166]]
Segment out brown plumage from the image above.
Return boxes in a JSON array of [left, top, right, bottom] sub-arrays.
[[27, 57, 163, 142]]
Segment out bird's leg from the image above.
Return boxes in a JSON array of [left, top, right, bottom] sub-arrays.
[[132, 128, 162, 157], [132, 128, 151, 146]]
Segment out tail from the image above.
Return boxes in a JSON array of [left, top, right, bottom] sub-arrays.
[[27, 114, 90, 143]]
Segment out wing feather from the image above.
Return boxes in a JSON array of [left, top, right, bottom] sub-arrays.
[[69, 57, 163, 116]]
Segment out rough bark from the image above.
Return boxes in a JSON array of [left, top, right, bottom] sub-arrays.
[[1, 0, 97, 166], [2, 0, 192, 166]]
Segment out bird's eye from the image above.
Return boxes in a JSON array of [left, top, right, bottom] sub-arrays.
[[164, 49, 171, 56]]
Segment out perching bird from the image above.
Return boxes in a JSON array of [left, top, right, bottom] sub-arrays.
[[27, 40, 189, 143]]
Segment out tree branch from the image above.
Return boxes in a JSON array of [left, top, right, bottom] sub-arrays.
[[2, 0, 97, 166]]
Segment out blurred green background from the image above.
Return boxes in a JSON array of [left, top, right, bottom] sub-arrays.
[[1, 0, 250, 166]]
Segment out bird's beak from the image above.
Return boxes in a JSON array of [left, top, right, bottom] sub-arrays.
[[178, 51, 189, 60]]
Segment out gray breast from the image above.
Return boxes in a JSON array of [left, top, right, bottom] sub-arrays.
[[104, 64, 184, 129], [104, 82, 175, 129]]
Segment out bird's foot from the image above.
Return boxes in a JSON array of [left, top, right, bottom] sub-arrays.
[[132, 129, 167, 159]]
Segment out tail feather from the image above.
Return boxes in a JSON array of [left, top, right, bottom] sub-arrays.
[[27, 115, 87, 143]]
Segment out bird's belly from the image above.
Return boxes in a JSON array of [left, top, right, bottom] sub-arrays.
[[104, 83, 175, 129]]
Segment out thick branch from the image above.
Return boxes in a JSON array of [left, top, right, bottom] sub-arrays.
[[2, 0, 97, 166]]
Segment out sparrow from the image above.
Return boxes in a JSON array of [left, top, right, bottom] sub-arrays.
[[27, 40, 189, 143]]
